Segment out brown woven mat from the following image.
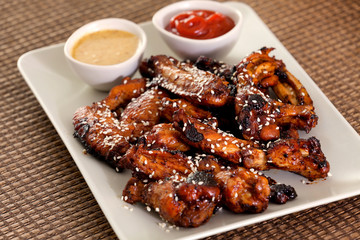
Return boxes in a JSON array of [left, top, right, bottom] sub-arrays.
[[1, 0, 359, 239]]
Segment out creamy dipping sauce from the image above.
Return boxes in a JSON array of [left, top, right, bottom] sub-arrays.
[[72, 29, 139, 65]]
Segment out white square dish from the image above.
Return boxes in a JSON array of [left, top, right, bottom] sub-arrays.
[[18, 2, 360, 240]]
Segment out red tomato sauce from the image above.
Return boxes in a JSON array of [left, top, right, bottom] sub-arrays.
[[165, 10, 235, 40]]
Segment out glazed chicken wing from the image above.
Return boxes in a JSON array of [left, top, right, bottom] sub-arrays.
[[73, 87, 168, 167], [172, 109, 266, 166], [102, 77, 147, 112], [235, 86, 318, 141], [123, 172, 221, 227], [73, 102, 131, 169], [265, 137, 330, 180], [194, 55, 236, 83], [243, 137, 330, 180], [122, 144, 193, 180], [142, 55, 231, 107], [73, 78, 148, 169], [173, 109, 327, 181], [139, 123, 191, 152], [119, 88, 169, 142], [235, 47, 313, 106], [215, 167, 270, 213], [161, 97, 218, 127], [234, 47, 317, 141]]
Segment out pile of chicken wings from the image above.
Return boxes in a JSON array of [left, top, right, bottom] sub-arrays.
[[73, 47, 330, 227]]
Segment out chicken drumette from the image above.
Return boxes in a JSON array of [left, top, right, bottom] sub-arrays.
[[123, 172, 221, 227], [234, 47, 318, 141]]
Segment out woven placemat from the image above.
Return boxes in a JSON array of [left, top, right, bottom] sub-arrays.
[[1, 0, 359, 239]]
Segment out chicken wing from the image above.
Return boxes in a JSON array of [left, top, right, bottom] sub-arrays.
[[123, 172, 221, 227], [235, 86, 318, 141], [243, 137, 330, 180], [73, 78, 148, 169], [119, 88, 169, 142], [139, 123, 191, 152], [142, 55, 231, 107], [234, 47, 318, 141], [215, 167, 270, 213], [266, 137, 330, 180], [172, 109, 266, 166], [122, 144, 193, 180], [102, 77, 147, 112], [73, 102, 131, 169], [235, 47, 312, 106], [193, 55, 236, 84], [161, 97, 218, 127]]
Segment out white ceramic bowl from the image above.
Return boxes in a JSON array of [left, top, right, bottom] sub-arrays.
[[152, 0, 243, 60], [64, 18, 147, 91]]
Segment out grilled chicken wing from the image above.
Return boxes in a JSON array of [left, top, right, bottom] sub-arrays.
[[161, 97, 218, 127], [243, 137, 330, 180], [73, 78, 149, 169], [123, 172, 221, 227], [139, 123, 191, 152], [173, 109, 327, 181], [103, 77, 147, 112], [142, 55, 231, 107], [122, 144, 193, 180], [73, 102, 131, 169], [235, 47, 312, 106], [234, 47, 317, 141], [73, 84, 166, 169], [215, 167, 270, 213], [172, 109, 264, 165], [194, 55, 236, 83], [272, 102, 318, 133], [235, 86, 318, 141], [266, 137, 329, 180], [119, 88, 169, 142]]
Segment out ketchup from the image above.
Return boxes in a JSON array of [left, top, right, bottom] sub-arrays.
[[165, 10, 235, 40]]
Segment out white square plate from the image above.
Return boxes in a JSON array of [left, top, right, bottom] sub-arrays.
[[18, 2, 360, 240]]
